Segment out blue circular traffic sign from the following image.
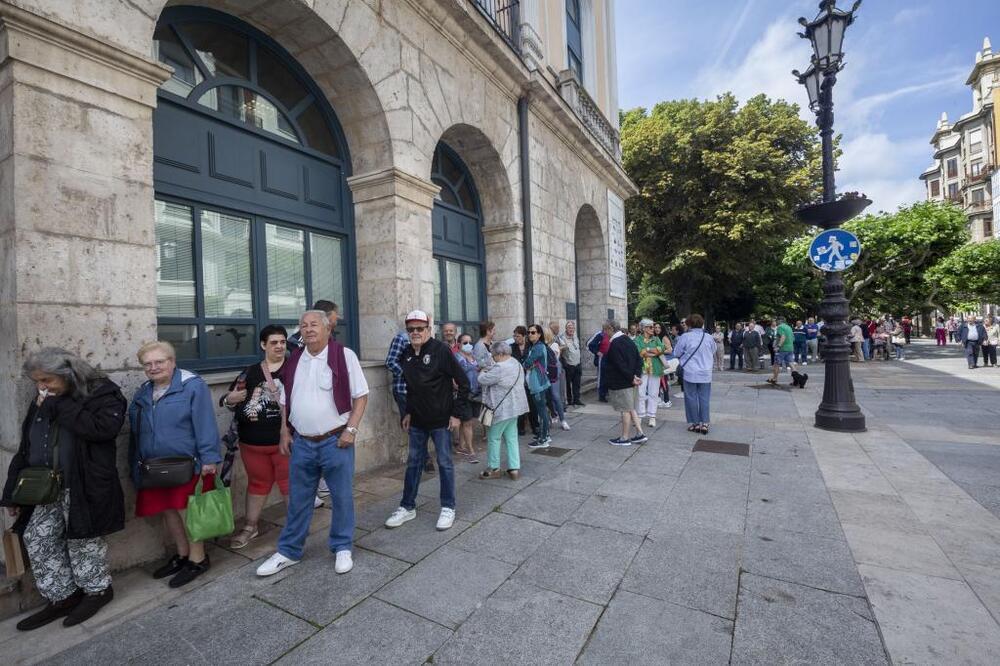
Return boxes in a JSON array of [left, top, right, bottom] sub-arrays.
[[809, 229, 861, 272]]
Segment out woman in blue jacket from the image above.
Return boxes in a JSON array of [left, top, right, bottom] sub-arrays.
[[523, 325, 552, 448], [129, 341, 222, 588]]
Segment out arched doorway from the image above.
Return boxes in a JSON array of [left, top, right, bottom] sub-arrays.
[[430, 142, 486, 336], [574, 204, 608, 364], [151, 6, 356, 368]]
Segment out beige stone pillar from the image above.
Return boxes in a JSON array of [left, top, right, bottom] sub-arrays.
[[0, 5, 170, 568], [347, 167, 440, 361], [483, 222, 527, 337]]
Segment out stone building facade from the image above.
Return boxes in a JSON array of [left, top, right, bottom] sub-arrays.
[[920, 37, 999, 242], [0, 0, 635, 573]]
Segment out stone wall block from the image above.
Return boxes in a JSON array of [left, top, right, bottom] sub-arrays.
[[13, 0, 159, 56], [0, 77, 12, 163], [16, 303, 157, 373], [16, 231, 156, 307]]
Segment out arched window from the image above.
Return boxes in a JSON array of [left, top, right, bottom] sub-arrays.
[[431, 143, 485, 336], [151, 8, 356, 368]]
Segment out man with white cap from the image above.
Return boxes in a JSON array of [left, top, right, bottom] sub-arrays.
[[385, 311, 470, 531]]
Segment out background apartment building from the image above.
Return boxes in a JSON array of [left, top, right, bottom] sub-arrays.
[[921, 37, 1000, 241], [0, 0, 635, 578]]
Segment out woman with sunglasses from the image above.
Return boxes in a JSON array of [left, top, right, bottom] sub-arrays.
[[522, 325, 552, 448]]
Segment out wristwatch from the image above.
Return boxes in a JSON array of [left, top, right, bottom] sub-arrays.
[[345, 426, 359, 436]]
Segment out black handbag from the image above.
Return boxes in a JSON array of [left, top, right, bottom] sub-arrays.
[[11, 425, 63, 506], [133, 402, 195, 488], [139, 456, 195, 488]]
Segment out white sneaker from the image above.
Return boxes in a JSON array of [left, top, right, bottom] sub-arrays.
[[334, 550, 353, 574], [674, 392, 684, 399], [436, 508, 456, 531], [257, 552, 299, 577], [314, 495, 324, 508], [385, 506, 416, 528], [648, 417, 656, 428], [561, 420, 571, 431], [317, 479, 330, 499], [802, 361, 808, 366], [664, 401, 673, 408]]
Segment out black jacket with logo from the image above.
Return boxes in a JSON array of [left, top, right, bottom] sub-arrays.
[[402, 337, 470, 430]]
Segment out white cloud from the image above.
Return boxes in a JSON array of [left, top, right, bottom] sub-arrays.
[[838, 133, 928, 213]]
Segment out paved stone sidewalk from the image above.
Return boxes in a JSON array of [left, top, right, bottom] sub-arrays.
[[3, 339, 999, 664]]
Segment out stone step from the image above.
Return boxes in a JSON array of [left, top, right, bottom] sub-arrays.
[[0, 566, 43, 622]]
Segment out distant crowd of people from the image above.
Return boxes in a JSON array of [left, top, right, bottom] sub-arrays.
[[937, 314, 1000, 369]]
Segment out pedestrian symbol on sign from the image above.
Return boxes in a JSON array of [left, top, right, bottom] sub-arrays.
[[809, 229, 861, 272]]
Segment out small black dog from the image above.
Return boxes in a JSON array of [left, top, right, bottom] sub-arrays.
[[790, 370, 809, 389]]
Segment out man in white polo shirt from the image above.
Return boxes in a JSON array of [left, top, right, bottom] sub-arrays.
[[256, 310, 369, 576]]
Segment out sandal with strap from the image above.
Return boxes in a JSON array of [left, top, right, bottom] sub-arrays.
[[687, 424, 699, 432], [479, 468, 503, 480], [230, 524, 259, 550]]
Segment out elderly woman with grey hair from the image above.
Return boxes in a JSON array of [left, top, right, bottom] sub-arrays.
[[477, 340, 529, 480], [1, 348, 126, 631]]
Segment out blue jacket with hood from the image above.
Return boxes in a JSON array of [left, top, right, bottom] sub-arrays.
[[128, 368, 222, 485]]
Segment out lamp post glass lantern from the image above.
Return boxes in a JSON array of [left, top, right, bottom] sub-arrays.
[[793, 0, 868, 433]]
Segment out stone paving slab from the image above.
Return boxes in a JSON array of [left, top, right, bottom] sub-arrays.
[[499, 485, 588, 526], [743, 527, 865, 597], [275, 597, 451, 665], [578, 589, 733, 665], [570, 493, 661, 535], [448, 511, 556, 566], [514, 521, 643, 605], [375, 545, 515, 628], [254, 547, 410, 626], [431, 579, 602, 665], [731, 573, 886, 665], [621, 525, 743, 619], [354, 511, 470, 564]]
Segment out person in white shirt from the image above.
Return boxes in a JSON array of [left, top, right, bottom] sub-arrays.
[[257, 310, 369, 577], [849, 320, 864, 362]]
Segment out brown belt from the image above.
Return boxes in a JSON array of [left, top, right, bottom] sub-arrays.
[[299, 425, 346, 442]]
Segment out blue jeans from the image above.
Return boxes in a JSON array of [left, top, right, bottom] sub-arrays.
[[401, 427, 455, 510], [862, 338, 872, 360], [683, 381, 711, 424], [278, 432, 355, 560], [793, 341, 806, 363], [532, 391, 550, 440]]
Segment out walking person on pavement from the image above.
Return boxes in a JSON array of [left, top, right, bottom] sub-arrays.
[[935, 316, 947, 346], [3, 348, 126, 631], [604, 320, 647, 447], [673, 314, 717, 434], [477, 341, 529, 480], [805, 317, 820, 363], [256, 310, 369, 577], [712, 324, 725, 371], [561, 321, 584, 407], [768, 316, 807, 388], [983, 316, 999, 367], [634, 318, 666, 429], [849, 319, 865, 362], [743, 320, 763, 373], [959, 315, 987, 369], [385, 311, 469, 531], [728, 322, 744, 370], [523, 324, 553, 448]]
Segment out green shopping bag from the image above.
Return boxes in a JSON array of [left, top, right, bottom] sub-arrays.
[[184, 475, 234, 542]]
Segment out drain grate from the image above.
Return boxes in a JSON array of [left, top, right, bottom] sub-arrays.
[[530, 446, 572, 457], [693, 439, 750, 457]]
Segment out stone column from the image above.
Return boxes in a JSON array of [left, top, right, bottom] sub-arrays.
[[482, 222, 526, 337], [347, 167, 440, 361], [0, 4, 170, 567]]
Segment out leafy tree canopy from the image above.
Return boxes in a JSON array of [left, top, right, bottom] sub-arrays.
[[927, 238, 1000, 309]]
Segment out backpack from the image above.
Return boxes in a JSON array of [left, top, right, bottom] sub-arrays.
[[545, 345, 559, 383]]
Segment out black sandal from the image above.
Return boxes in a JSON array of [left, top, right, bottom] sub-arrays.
[[698, 424, 710, 434], [687, 424, 699, 432]]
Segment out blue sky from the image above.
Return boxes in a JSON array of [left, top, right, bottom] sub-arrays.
[[616, 0, 1000, 213]]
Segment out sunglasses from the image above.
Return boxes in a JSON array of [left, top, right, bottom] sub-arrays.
[[406, 326, 427, 333], [528, 330, 540, 335]]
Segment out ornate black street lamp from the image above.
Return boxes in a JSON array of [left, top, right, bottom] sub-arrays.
[[792, 0, 868, 433]]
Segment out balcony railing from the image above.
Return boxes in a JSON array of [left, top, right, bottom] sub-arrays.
[[471, 0, 520, 53], [967, 197, 992, 213], [965, 163, 994, 184], [557, 71, 622, 161]]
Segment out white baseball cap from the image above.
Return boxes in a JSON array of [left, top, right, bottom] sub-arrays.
[[405, 310, 429, 324]]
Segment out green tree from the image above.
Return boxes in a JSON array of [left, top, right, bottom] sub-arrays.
[[927, 238, 1000, 309], [622, 94, 822, 322], [784, 201, 968, 316]]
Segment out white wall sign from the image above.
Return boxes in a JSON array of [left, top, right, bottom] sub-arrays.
[[607, 189, 626, 299]]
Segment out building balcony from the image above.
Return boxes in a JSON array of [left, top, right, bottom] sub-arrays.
[[965, 163, 994, 184], [470, 0, 520, 54], [556, 70, 622, 161], [966, 197, 992, 213]]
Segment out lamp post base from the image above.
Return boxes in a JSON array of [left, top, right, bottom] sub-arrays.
[[815, 406, 866, 432]]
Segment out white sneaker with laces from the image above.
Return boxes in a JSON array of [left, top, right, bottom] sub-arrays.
[[317, 478, 330, 499], [664, 401, 673, 408], [648, 417, 657, 428], [385, 506, 416, 528], [334, 550, 353, 574], [436, 508, 456, 531], [561, 420, 571, 431], [256, 552, 299, 577], [314, 495, 324, 508]]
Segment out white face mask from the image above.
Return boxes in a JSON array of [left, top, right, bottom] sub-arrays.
[[461, 343, 473, 354]]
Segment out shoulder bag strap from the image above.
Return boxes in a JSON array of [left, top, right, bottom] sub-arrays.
[[494, 366, 523, 410], [679, 331, 707, 369]]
